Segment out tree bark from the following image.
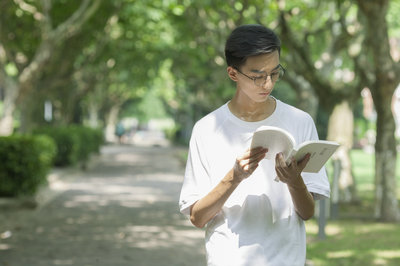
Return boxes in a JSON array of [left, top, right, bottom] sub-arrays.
[[0, 73, 18, 135], [374, 105, 399, 221], [356, 0, 400, 221], [327, 99, 359, 203], [88, 99, 100, 128], [104, 105, 120, 143]]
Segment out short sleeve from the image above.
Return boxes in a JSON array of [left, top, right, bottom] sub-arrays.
[[179, 126, 212, 215], [301, 116, 331, 200]]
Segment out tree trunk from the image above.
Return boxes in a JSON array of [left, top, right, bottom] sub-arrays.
[[327, 99, 358, 203], [88, 99, 99, 128], [356, 0, 400, 222], [374, 100, 400, 221], [104, 105, 120, 143], [0, 78, 18, 135]]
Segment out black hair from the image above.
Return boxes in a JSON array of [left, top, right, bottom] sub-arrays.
[[224, 24, 281, 69]]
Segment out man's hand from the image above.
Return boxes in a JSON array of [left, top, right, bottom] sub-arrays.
[[275, 152, 315, 220], [275, 153, 311, 188], [233, 147, 267, 183]]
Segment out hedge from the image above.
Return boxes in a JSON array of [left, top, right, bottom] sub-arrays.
[[0, 135, 57, 197], [33, 126, 104, 167]]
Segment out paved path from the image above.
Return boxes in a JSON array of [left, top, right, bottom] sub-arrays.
[[0, 145, 206, 266]]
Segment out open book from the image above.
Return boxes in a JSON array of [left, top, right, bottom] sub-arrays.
[[251, 126, 339, 173]]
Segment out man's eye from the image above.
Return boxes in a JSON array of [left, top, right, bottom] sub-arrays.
[[271, 72, 279, 77]]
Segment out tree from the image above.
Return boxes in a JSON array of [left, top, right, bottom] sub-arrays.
[[0, 0, 101, 135], [274, 0, 363, 203], [356, 0, 400, 222]]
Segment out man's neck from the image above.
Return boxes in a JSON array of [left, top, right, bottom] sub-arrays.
[[228, 96, 276, 122]]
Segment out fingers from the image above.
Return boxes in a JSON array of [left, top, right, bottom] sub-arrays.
[[275, 152, 287, 168], [239, 148, 267, 167], [275, 152, 311, 184], [275, 153, 290, 180], [297, 153, 311, 169], [234, 147, 267, 181], [240, 147, 267, 159]]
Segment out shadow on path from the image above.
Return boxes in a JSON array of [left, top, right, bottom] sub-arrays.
[[0, 144, 206, 266]]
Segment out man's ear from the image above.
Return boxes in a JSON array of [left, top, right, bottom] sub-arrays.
[[227, 66, 238, 82]]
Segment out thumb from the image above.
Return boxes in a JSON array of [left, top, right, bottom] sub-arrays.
[[298, 153, 311, 170]]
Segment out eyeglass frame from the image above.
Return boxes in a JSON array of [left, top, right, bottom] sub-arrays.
[[233, 64, 286, 86]]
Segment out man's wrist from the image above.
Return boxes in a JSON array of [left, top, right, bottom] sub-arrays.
[[287, 175, 307, 191], [226, 168, 243, 186]]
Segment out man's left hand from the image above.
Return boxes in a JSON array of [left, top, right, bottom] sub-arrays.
[[275, 153, 310, 188]]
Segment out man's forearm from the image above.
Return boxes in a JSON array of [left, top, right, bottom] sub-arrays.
[[190, 169, 240, 228], [288, 178, 315, 220]]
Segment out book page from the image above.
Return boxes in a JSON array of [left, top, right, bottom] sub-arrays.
[[251, 126, 295, 160], [293, 140, 339, 173]]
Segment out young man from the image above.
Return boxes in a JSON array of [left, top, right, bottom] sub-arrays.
[[179, 24, 330, 266]]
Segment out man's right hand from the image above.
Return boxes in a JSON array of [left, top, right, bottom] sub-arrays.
[[190, 147, 267, 228], [233, 147, 268, 182]]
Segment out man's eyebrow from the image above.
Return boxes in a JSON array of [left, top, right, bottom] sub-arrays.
[[250, 64, 280, 74]]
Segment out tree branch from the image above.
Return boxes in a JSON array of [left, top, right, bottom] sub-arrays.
[[13, 0, 42, 17], [51, 0, 101, 43], [39, 0, 52, 36]]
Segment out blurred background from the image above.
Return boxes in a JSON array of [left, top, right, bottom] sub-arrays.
[[1, 0, 400, 265]]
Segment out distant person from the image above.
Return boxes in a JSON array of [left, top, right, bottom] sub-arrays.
[[179, 24, 330, 266], [115, 122, 125, 144]]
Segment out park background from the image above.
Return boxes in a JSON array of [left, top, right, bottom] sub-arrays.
[[1, 0, 400, 265]]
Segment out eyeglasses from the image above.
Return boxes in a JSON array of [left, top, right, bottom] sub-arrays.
[[234, 64, 286, 86]]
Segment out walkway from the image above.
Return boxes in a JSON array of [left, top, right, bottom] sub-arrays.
[[0, 144, 206, 266]]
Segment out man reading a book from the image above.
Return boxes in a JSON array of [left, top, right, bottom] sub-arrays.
[[179, 24, 330, 266]]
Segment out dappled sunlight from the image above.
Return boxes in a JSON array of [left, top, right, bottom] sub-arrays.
[[327, 250, 354, 259], [373, 249, 400, 259], [306, 220, 343, 236], [0, 244, 11, 251], [120, 225, 204, 250], [114, 153, 148, 163], [0, 145, 206, 265], [65, 216, 93, 225], [62, 183, 175, 209], [305, 220, 318, 234], [372, 258, 388, 265], [325, 224, 343, 236], [53, 259, 74, 265], [354, 222, 399, 234]]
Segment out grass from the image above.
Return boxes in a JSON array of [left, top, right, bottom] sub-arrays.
[[306, 220, 400, 265], [306, 149, 400, 266]]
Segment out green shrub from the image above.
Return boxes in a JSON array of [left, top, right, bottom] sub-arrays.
[[0, 135, 57, 197], [33, 127, 80, 166], [69, 125, 104, 159], [33, 126, 104, 167]]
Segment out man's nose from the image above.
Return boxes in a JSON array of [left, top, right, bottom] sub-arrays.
[[261, 76, 273, 89]]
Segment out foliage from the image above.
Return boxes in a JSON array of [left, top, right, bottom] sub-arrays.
[[0, 134, 56, 197], [33, 126, 103, 167]]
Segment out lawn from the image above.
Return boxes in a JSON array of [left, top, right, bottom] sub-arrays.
[[306, 149, 400, 266]]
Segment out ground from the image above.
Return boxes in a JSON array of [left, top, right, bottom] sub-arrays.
[[0, 144, 206, 266]]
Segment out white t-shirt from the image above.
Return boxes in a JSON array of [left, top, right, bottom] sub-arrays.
[[179, 99, 330, 266]]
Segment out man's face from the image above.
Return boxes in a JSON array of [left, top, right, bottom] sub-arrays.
[[231, 51, 280, 103]]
